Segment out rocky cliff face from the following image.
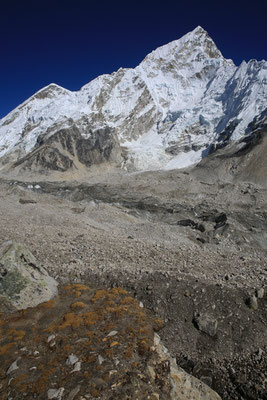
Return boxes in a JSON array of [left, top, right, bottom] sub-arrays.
[[0, 26, 266, 173]]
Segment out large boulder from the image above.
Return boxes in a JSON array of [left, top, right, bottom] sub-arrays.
[[0, 241, 58, 310]]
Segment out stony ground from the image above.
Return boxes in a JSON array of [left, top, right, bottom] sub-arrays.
[[0, 167, 266, 399]]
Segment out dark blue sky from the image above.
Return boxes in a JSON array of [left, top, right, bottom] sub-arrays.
[[0, 0, 266, 119]]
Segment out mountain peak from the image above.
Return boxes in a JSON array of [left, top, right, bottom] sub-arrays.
[[191, 25, 207, 34], [0, 28, 265, 173]]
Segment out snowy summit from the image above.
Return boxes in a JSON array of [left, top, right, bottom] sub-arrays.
[[0, 26, 266, 172]]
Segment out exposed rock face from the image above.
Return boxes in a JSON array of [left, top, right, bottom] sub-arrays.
[[0, 284, 221, 399], [11, 124, 122, 173], [153, 334, 221, 400], [0, 26, 266, 172], [0, 241, 58, 309], [192, 117, 267, 187]]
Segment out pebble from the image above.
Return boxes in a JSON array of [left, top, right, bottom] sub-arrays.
[[66, 385, 80, 400], [255, 348, 263, 361], [71, 361, 81, 373], [6, 357, 21, 375], [248, 295, 258, 310], [106, 330, 118, 337], [47, 334, 56, 343], [194, 313, 218, 337], [66, 354, 79, 366], [256, 288, 264, 299], [47, 388, 64, 399], [98, 355, 104, 365]]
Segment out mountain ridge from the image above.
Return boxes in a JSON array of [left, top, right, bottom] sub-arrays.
[[0, 26, 266, 173]]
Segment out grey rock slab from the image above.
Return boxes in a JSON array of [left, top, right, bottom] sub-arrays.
[[0, 241, 58, 310], [152, 333, 222, 399]]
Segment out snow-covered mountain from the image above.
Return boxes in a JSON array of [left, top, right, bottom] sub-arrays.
[[0, 26, 266, 173]]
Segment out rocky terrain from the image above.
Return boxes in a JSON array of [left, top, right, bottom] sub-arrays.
[[0, 141, 266, 399], [0, 281, 222, 400], [0, 24, 266, 400]]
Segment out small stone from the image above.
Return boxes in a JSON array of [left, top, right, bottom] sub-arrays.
[[98, 355, 104, 365], [256, 288, 264, 299], [194, 313, 218, 337], [19, 198, 37, 204], [248, 296, 258, 310], [47, 388, 64, 399], [154, 334, 160, 346], [71, 361, 81, 373], [139, 301, 144, 308], [184, 290, 190, 297], [200, 376, 213, 387], [66, 354, 79, 366], [19, 347, 27, 352], [255, 348, 263, 361], [106, 330, 118, 337], [47, 334, 56, 343], [148, 366, 156, 381], [6, 357, 21, 375], [66, 385, 80, 400]]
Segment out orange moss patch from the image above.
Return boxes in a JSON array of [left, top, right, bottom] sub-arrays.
[[84, 370, 92, 378], [131, 362, 139, 368], [19, 383, 28, 393], [104, 348, 114, 358], [153, 317, 165, 332], [58, 313, 83, 330], [71, 301, 86, 309], [91, 289, 110, 303], [0, 342, 15, 355], [82, 311, 100, 327], [124, 346, 134, 359], [7, 328, 26, 341], [91, 388, 100, 398], [64, 283, 90, 297], [120, 296, 135, 304], [12, 374, 27, 386], [110, 287, 128, 295], [87, 354, 97, 363]]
